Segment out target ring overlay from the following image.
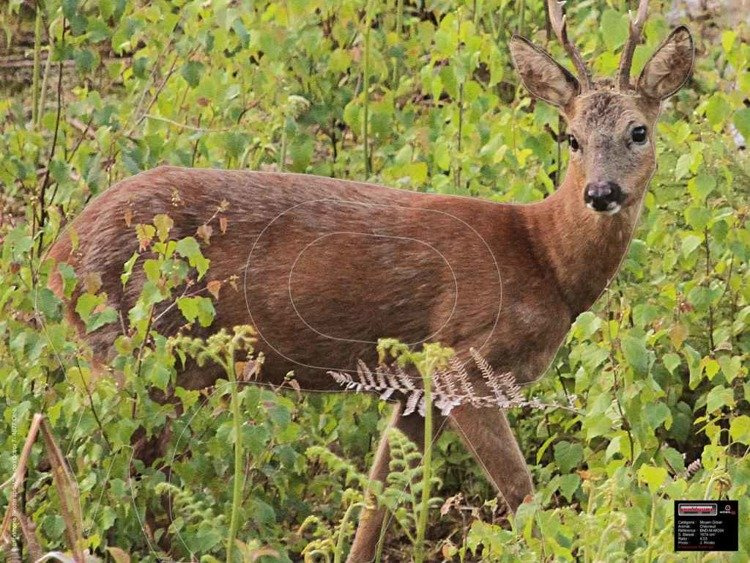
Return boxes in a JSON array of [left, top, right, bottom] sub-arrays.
[[235, 174, 504, 389]]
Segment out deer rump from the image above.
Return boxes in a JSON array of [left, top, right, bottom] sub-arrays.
[[50, 165, 566, 392]]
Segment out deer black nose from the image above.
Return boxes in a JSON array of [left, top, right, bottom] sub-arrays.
[[584, 181, 624, 212]]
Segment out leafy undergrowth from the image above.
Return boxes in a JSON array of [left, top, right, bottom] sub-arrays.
[[1, 0, 748, 561]]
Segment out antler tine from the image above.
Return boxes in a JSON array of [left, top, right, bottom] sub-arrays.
[[617, 0, 650, 90], [547, 0, 592, 91]]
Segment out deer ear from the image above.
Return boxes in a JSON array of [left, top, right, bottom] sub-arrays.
[[509, 35, 580, 108], [637, 26, 694, 101]]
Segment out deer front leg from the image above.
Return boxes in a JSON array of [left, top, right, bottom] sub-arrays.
[[448, 404, 533, 513], [347, 402, 445, 563]]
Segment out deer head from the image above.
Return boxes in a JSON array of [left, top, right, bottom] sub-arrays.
[[510, 0, 694, 216]]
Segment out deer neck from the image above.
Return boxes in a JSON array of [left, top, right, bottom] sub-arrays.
[[527, 169, 644, 318]]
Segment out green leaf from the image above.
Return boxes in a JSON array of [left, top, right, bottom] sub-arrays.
[[705, 94, 731, 129], [177, 296, 215, 327], [705, 385, 734, 413], [684, 206, 711, 230], [554, 441, 583, 473], [57, 263, 78, 298], [181, 61, 204, 88], [663, 353, 681, 374], [153, 214, 174, 242], [621, 334, 649, 376], [601, 10, 628, 50], [120, 252, 139, 287], [644, 402, 671, 430], [572, 311, 601, 340], [688, 173, 716, 200], [148, 363, 172, 390], [733, 107, 750, 139], [681, 234, 702, 257], [34, 288, 61, 321], [684, 345, 704, 389], [637, 464, 667, 493], [674, 154, 691, 180], [718, 355, 742, 382], [177, 296, 199, 324], [729, 416, 750, 445], [558, 474, 581, 502], [245, 424, 271, 456], [175, 237, 210, 278]]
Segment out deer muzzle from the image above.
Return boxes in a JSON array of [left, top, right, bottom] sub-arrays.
[[583, 181, 625, 214]]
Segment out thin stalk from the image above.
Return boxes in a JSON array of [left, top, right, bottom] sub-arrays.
[[34, 43, 64, 257], [455, 12, 464, 192], [392, 0, 403, 89], [703, 224, 715, 352], [606, 289, 635, 463], [374, 512, 388, 563], [643, 496, 657, 562], [226, 345, 243, 563], [363, 1, 372, 178], [414, 368, 433, 562], [395, 0, 403, 36], [455, 83, 464, 192], [38, 47, 54, 128], [278, 115, 287, 171], [31, 2, 43, 126], [334, 501, 363, 563]]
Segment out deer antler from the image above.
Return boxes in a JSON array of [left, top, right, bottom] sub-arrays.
[[617, 0, 649, 90], [547, 0, 592, 91]]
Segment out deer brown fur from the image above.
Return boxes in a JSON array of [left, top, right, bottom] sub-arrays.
[[47, 1, 694, 560]]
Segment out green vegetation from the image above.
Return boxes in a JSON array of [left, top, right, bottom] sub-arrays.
[[1, 0, 748, 561]]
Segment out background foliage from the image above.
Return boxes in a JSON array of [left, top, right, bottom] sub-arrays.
[[0, 0, 748, 560]]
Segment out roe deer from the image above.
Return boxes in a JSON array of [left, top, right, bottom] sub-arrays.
[[47, 0, 694, 560]]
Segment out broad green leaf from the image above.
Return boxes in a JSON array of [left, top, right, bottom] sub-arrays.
[[558, 474, 581, 502], [706, 385, 735, 413], [621, 334, 649, 376], [637, 464, 668, 493], [554, 441, 583, 473], [732, 107, 750, 140], [729, 416, 750, 445], [572, 311, 601, 340], [175, 237, 210, 278]]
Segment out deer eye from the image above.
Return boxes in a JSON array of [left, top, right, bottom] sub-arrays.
[[568, 135, 580, 151], [631, 126, 648, 144]]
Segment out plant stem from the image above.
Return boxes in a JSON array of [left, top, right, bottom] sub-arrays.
[[393, 0, 403, 89], [363, 1, 372, 178], [456, 82, 464, 192], [374, 511, 388, 563], [279, 114, 287, 171], [414, 365, 433, 562], [334, 501, 363, 563], [703, 225, 715, 352], [31, 2, 43, 126], [644, 496, 657, 562], [226, 344, 243, 563]]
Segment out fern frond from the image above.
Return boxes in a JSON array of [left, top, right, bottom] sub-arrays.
[[329, 350, 579, 417], [403, 389, 423, 416]]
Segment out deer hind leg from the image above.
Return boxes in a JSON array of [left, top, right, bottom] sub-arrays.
[[347, 402, 445, 563], [448, 404, 533, 513]]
